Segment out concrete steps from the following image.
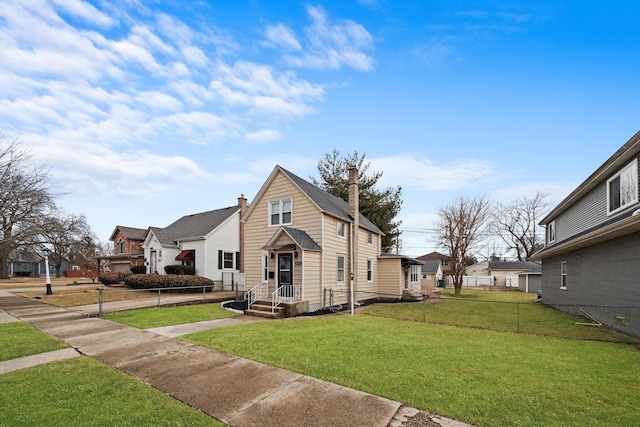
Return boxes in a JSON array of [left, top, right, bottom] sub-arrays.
[[244, 300, 284, 319]]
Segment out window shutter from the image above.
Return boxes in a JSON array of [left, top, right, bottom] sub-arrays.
[[236, 252, 241, 270], [218, 250, 222, 269]]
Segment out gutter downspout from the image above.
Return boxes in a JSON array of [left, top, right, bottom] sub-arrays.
[[350, 222, 354, 315]]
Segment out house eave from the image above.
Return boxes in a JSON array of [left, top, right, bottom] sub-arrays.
[[531, 213, 640, 260]]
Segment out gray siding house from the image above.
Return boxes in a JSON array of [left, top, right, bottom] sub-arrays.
[[531, 130, 640, 338]]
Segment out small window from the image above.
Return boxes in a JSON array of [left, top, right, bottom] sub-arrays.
[[337, 255, 345, 284], [607, 158, 638, 215], [269, 198, 293, 226], [118, 240, 125, 254], [367, 232, 373, 245], [223, 252, 234, 269], [262, 252, 269, 282], [548, 221, 556, 244], [423, 274, 431, 280], [560, 260, 567, 290], [337, 221, 346, 238], [367, 259, 373, 282]]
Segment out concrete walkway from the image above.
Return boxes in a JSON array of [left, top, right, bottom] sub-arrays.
[[0, 291, 473, 427]]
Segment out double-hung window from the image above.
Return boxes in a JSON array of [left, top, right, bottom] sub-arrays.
[[560, 261, 567, 290], [367, 259, 373, 282], [337, 221, 346, 238], [270, 199, 292, 226], [607, 158, 638, 215], [548, 221, 556, 244]]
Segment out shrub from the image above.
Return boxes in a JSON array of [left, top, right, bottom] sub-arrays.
[[164, 265, 195, 275], [130, 265, 146, 274], [97, 272, 129, 285], [125, 274, 214, 290]]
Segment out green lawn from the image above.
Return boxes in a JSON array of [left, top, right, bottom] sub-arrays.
[[182, 314, 640, 427], [0, 322, 69, 361], [101, 303, 237, 329], [363, 289, 639, 343], [0, 357, 225, 427]]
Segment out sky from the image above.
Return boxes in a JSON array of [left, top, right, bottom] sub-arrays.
[[1, 0, 639, 258]]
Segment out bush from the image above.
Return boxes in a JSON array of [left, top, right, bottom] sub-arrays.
[[125, 274, 214, 290], [164, 265, 195, 275], [97, 272, 129, 285], [130, 265, 146, 274]]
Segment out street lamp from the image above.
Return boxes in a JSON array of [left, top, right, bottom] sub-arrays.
[[44, 249, 52, 295]]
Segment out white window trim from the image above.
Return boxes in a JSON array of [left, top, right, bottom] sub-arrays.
[[548, 220, 556, 244], [269, 198, 293, 227], [367, 258, 373, 282], [410, 265, 419, 283], [367, 232, 373, 245], [606, 158, 638, 216], [337, 221, 346, 238], [560, 260, 567, 290], [222, 251, 234, 270], [337, 255, 346, 285]]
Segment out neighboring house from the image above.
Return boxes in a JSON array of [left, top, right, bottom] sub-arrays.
[[105, 226, 146, 273], [416, 252, 452, 276], [418, 258, 443, 292], [531, 130, 640, 338], [9, 251, 72, 277], [141, 197, 247, 286], [241, 165, 420, 316], [518, 271, 542, 294], [465, 261, 541, 287]]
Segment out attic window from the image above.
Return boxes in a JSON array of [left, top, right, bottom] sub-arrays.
[[270, 198, 292, 226], [607, 158, 638, 215]]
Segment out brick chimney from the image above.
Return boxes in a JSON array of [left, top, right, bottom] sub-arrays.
[[238, 194, 248, 273]]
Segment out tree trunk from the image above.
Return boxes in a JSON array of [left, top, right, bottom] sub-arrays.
[[454, 284, 462, 296], [0, 248, 10, 279]]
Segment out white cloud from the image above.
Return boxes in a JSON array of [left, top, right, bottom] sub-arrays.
[[264, 23, 302, 51], [50, 0, 114, 28], [244, 129, 282, 143], [370, 154, 496, 192], [266, 5, 374, 72]]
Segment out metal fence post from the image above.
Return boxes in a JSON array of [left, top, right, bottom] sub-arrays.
[[98, 288, 103, 316]]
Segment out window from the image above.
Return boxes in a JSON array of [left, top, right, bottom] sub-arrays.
[[118, 240, 125, 254], [337, 221, 346, 238], [367, 259, 373, 282], [548, 221, 556, 244], [560, 261, 567, 289], [262, 252, 269, 282], [411, 265, 419, 283], [223, 252, 234, 269], [337, 255, 345, 284], [218, 250, 238, 270], [270, 199, 292, 226], [607, 158, 638, 215], [367, 232, 373, 245], [423, 274, 431, 280]]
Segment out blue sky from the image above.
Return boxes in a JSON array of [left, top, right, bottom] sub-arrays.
[[1, 0, 639, 257]]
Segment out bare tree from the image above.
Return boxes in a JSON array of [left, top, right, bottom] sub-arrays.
[[435, 195, 492, 295], [0, 132, 56, 279], [39, 212, 94, 278], [492, 192, 549, 261]]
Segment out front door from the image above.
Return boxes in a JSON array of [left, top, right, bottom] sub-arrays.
[[278, 253, 293, 297]]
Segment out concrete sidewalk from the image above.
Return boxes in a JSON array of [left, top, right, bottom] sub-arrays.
[[0, 292, 473, 427]]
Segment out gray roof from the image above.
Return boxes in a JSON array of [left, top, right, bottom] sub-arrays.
[[379, 252, 424, 265], [110, 225, 146, 241], [149, 205, 240, 246], [282, 226, 322, 251], [279, 166, 383, 235], [488, 261, 541, 272], [421, 259, 441, 273]]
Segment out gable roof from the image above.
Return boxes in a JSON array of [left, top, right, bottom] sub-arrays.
[[110, 225, 146, 241], [421, 259, 442, 273], [416, 251, 450, 261], [263, 226, 322, 251], [146, 205, 240, 246], [242, 165, 383, 235]]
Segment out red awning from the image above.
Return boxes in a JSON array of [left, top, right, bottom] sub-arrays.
[[175, 250, 193, 261]]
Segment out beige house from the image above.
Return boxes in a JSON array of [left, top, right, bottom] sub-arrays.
[[241, 165, 421, 316]]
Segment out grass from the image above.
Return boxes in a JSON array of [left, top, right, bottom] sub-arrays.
[[101, 303, 237, 329], [16, 289, 156, 307], [182, 314, 640, 427], [362, 289, 639, 343], [0, 322, 69, 361], [0, 357, 225, 426]]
